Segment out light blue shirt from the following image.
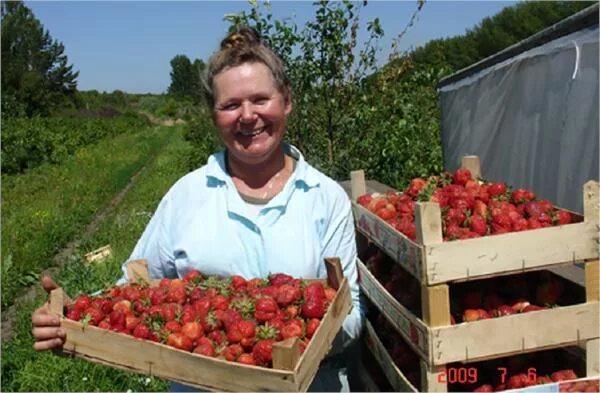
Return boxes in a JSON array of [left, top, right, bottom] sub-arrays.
[[123, 144, 364, 341]]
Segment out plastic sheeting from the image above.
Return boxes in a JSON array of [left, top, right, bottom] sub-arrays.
[[438, 26, 598, 213]]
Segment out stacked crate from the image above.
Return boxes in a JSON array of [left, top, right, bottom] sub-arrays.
[[350, 156, 600, 392]]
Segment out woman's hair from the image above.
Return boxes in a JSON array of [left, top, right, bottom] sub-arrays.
[[203, 26, 291, 108]]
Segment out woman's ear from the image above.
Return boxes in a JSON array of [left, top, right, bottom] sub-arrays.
[[284, 91, 293, 116]]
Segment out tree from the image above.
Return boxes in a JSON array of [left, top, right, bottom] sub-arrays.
[[167, 54, 206, 104], [1, 1, 78, 117]]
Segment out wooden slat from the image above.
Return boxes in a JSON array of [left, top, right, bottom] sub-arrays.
[[357, 260, 430, 360], [425, 221, 598, 284], [431, 302, 599, 365], [84, 245, 112, 264], [583, 180, 599, 224], [49, 288, 67, 316], [324, 257, 343, 290], [362, 320, 418, 392], [273, 338, 301, 371], [294, 278, 353, 392], [59, 318, 295, 392], [585, 260, 599, 302], [587, 338, 599, 377], [460, 156, 481, 179], [353, 203, 423, 280], [422, 284, 450, 327], [350, 170, 367, 200], [415, 202, 443, 246]]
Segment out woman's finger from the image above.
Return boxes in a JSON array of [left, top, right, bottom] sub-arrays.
[[32, 337, 65, 351], [31, 306, 60, 327], [32, 326, 65, 341]]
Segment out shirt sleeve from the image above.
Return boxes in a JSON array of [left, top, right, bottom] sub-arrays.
[[118, 192, 177, 284], [320, 188, 365, 341]]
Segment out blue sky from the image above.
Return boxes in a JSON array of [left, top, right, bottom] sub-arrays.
[[26, 1, 518, 94]]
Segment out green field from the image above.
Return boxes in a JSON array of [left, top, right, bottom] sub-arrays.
[[1, 125, 203, 391]]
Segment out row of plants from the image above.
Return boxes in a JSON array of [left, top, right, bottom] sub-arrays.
[[1, 125, 215, 392], [1, 125, 170, 309], [1, 113, 151, 175]]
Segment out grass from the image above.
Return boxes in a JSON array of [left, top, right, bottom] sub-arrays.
[[1, 125, 209, 392], [1, 125, 170, 309]]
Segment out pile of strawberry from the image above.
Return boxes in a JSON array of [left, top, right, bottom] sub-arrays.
[[64, 270, 336, 368], [357, 168, 573, 241]]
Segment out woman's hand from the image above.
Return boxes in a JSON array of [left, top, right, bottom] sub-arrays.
[[31, 276, 66, 351]]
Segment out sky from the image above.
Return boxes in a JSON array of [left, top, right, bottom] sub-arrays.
[[26, 0, 518, 94]]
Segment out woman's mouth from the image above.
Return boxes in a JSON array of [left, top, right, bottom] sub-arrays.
[[239, 126, 267, 137]]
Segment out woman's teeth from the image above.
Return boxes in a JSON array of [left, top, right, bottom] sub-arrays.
[[240, 127, 265, 137]]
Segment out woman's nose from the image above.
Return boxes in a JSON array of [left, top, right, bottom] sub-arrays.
[[239, 102, 257, 123]]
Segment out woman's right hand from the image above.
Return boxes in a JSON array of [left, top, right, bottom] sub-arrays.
[[31, 276, 66, 351]]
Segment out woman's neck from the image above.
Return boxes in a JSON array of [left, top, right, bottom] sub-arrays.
[[227, 146, 288, 189]]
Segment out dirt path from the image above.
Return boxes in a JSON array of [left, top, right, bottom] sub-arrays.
[[1, 136, 165, 344]]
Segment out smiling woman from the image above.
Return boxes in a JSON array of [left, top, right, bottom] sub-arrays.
[[31, 26, 365, 392]]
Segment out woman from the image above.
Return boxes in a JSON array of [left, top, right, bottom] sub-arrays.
[[31, 27, 364, 392]]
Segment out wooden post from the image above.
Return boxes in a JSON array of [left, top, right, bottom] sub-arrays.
[[583, 181, 599, 224], [325, 257, 344, 290], [421, 361, 447, 392], [272, 338, 301, 371], [49, 288, 67, 316], [587, 338, 600, 377], [415, 202, 443, 246], [461, 155, 481, 179], [585, 260, 599, 302], [350, 170, 367, 201], [422, 284, 451, 328]]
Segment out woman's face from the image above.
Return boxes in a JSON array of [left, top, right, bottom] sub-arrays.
[[212, 62, 292, 166]]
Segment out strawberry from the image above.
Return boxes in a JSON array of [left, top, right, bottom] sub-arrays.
[[112, 299, 132, 315], [181, 321, 203, 341], [269, 273, 294, 287], [222, 344, 244, 362], [452, 168, 472, 186], [207, 330, 226, 345], [470, 214, 488, 236], [522, 304, 546, 313], [133, 323, 152, 340], [192, 297, 212, 319], [252, 339, 274, 366], [488, 182, 507, 197], [275, 284, 302, 306], [303, 282, 326, 301], [73, 295, 92, 312], [66, 307, 81, 321], [211, 294, 229, 311], [230, 275, 247, 291], [285, 304, 299, 319], [554, 210, 572, 225], [82, 307, 104, 326], [109, 310, 126, 330], [357, 194, 373, 207], [281, 319, 304, 339], [236, 353, 257, 365], [166, 286, 187, 305], [183, 269, 202, 283], [551, 369, 577, 382], [301, 297, 325, 319], [125, 315, 140, 330], [324, 287, 336, 303], [254, 297, 279, 322], [406, 178, 427, 198], [512, 188, 535, 204], [193, 338, 215, 357], [474, 385, 493, 392], [164, 320, 182, 333], [121, 285, 142, 302], [492, 305, 516, 317]]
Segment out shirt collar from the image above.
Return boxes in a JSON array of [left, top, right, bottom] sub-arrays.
[[205, 143, 321, 188]]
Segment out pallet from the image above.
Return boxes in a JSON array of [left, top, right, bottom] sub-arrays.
[[49, 258, 353, 392], [357, 258, 599, 368], [350, 157, 600, 285]]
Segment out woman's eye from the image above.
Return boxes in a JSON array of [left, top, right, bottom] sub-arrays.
[[254, 98, 268, 105], [221, 103, 238, 110]]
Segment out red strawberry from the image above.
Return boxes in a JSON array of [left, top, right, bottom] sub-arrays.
[[522, 304, 546, 313], [164, 320, 182, 333], [275, 284, 302, 306], [236, 353, 257, 365], [73, 295, 92, 312], [211, 294, 229, 311], [252, 340, 274, 366], [453, 168, 472, 186], [357, 194, 373, 207], [192, 297, 211, 318], [269, 273, 294, 287], [230, 275, 247, 291], [109, 310, 126, 330], [551, 369, 577, 382], [166, 286, 187, 305], [222, 344, 244, 362], [181, 321, 203, 341], [193, 337, 215, 357], [254, 297, 279, 322], [492, 305, 516, 317], [281, 319, 304, 339], [133, 323, 151, 339], [301, 297, 325, 319], [207, 330, 226, 345], [554, 210, 572, 225], [82, 307, 104, 326], [470, 214, 488, 236], [112, 299, 132, 315], [66, 308, 81, 321], [306, 319, 320, 339], [474, 385, 493, 392]]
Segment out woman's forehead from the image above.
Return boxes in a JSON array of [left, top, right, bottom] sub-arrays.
[[213, 63, 278, 99]]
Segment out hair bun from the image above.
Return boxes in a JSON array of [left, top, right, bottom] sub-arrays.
[[221, 27, 261, 50]]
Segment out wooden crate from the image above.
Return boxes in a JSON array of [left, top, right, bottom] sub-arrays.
[[49, 258, 353, 392], [357, 258, 599, 369], [350, 156, 600, 286], [362, 319, 418, 392]]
